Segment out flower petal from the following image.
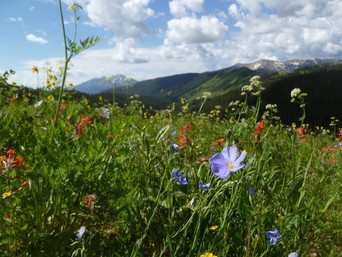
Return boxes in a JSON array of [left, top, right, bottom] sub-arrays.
[[235, 150, 246, 163], [210, 152, 230, 178]]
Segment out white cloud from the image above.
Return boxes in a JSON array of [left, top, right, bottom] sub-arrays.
[[111, 38, 149, 63], [169, 0, 204, 17], [226, 0, 342, 60], [9, 17, 23, 23], [166, 16, 228, 44], [83, 0, 154, 39], [26, 34, 48, 44]]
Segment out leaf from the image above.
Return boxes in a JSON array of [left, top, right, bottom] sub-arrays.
[[322, 190, 339, 213]]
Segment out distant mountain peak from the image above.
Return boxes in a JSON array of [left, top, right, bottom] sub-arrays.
[[233, 58, 342, 72], [74, 74, 137, 94]]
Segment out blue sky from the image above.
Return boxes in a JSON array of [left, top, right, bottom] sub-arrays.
[[1, 0, 342, 87]]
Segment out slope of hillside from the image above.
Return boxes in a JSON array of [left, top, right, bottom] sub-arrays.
[[205, 64, 342, 127]]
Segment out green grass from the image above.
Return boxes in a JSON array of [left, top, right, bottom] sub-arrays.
[[0, 80, 340, 257]]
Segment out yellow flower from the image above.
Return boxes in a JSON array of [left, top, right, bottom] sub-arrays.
[[68, 83, 74, 88], [209, 225, 219, 231], [200, 253, 217, 257], [2, 191, 12, 199], [47, 95, 54, 102], [32, 66, 39, 73]]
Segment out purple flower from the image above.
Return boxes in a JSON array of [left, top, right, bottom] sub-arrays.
[[210, 146, 246, 179], [249, 186, 256, 197], [171, 170, 188, 185], [71, 226, 86, 246], [168, 142, 180, 151], [266, 228, 282, 245], [199, 181, 210, 190], [77, 226, 85, 239], [288, 253, 298, 257]]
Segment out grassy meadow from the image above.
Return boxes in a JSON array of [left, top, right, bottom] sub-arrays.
[[0, 2, 341, 256], [0, 73, 341, 257]]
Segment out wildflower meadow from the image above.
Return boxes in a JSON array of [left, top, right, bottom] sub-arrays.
[[0, 2, 341, 257]]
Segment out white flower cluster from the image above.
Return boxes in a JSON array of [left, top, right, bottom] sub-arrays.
[[291, 88, 302, 98], [241, 75, 265, 96]]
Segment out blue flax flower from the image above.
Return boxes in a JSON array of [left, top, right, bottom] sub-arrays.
[[266, 228, 282, 245], [210, 146, 246, 179], [168, 142, 180, 151], [199, 181, 210, 190], [288, 252, 298, 257], [77, 226, 86, 245], [171, 170, 188, 185], [71, 226, 86, 246]]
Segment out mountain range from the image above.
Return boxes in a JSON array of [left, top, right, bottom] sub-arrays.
[[73, 74, 137, 94], [74, 58, 342, 95], [73, 58, 342, 127]]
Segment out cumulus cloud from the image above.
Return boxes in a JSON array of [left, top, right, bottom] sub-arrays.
[[227, 0, 342, 60], [26, 34, 48, 44], [169, 0, 204, 17], [166, 16, 228, 44], [80, 0, 154, 39], [111, 38, 149, 63]]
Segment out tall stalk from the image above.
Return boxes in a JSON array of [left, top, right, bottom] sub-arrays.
[[52, 1, 101, 138]]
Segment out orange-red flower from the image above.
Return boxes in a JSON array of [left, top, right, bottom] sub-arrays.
[[74, 116, 92, 138], [84, 194, 96, 210], [212, 137, 225, 148], [255, 121, 266, 143], [296, 127, 306, 139], [178, 124, 194, 147], [0, 150, 29, 173]]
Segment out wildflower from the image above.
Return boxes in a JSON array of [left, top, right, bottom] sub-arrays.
[[249, 186, 256, 197], [200, 253, 217, 257], [178, 124, 194, 147], [83, 194, 96, 210], [209, 225, 219, 231], [296, 127, 306, 139], [2, 191, 12, 199], [210, 146, 246, 179], [168, 142, 180, 151], [255, 121, 266, 143], [71, 226, 86, 246], [34, 100, 43, 108], [211, 137, 225, 149], [31, 66, 39, 73], [338, 129, 342, 142], [0, 149, 29, 173], [266, 228, 282, 245], [171, 169, 188, 185], [67, 3, 82, 12], [199, 181, 210, 190], [100, 108, 112, 119], [288, 252, 298, 257], [291, 88, 301, 99], [74, 116, 91, 138]]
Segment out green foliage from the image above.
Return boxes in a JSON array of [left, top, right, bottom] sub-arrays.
[[0, 79, 341, 257], [0, 2, 340, 256]]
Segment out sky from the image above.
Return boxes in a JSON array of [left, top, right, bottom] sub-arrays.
[[1, 0, 342, 88]]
